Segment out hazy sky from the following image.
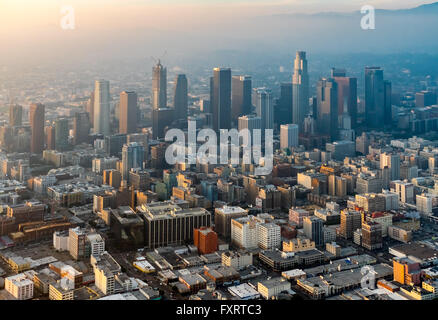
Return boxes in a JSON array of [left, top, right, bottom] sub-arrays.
[[0, 0, 433, 30], [0, 0, 436, 65]]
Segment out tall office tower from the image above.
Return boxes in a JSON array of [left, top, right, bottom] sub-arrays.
[[292, 51, 309, 132], [152, 60, 167, 110], [365, 67, 385, 129], [200, 99, 211, 113], [94, 80, 111, 136], [119, 91, 138, 134], [416, 90, 437, 108], [274, 83, 293, 127], [316, 78, 338, 141], [173, 74, 188, 121], [303, 216, 324, 247], [238, 114, 262, 144], [384, 80, 392, 126], [331, 68, 358, 129], [30, 103, 45, 154], [54, 118, 69, 151], [9, 104, 22, 127], [105, 134, 127, 157], [86, 91, 95, 128], [211, 68, 232, 132], [122, 142, 145, 182], [231, 75, 252, 123], [254, 88, 274, 130], [280, 124, 299, 150], [45, 125, 56, 150], [361, 221, 383, 251], [73, 112, 90, 145], [340, 210, 362, 239], [380, 153, 400, 181], [152, 108, 174, 139]]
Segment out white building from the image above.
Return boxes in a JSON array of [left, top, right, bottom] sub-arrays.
[[94, 79, 111, 136], [253, 88, 274, 130], [5, 272, 35, 300], [53, 231, 69, 251], [416, 193, 438, 215], [87, 233, 105, 256], [258, 277, 291, 299], [391, 180, 414, 204], [257, 223, 281, 250], [280, 124, 299, 150], [231, 216, 258, 249]]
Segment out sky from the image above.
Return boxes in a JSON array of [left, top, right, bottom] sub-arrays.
[[0, 0, 436, 66]]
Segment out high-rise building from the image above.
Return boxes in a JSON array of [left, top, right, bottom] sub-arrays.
[[238, 114, 262, 144], [331, 68, 358, 129], [384, 80, 392, 126], [193, 227, 218, 255], [361, 221, 383, 250], [292, 51, 309, 132], [316, 78, 338, 141], [137, 201, 211, 249], [86, 91, 95, 128], [54, 118, 69, 151], [340, 209, 362, 239], [303, 216, 324, 247], [274, 83, 293, 128], [121, 142, 144, 182], [9, 104, 22, 127], [231, 75, 252, 123], [73, 112, 90, 145], [30, 103, 45, 154], [416, 90, 437, 108], [119, 91, 138, 134], [280, 124, 299, 150], [380, 153, 400, 181], [365, 67, 385, 129], [173, 74, 188, 121], [211, 68, 232, 132], [152, 60, 167, 110], [94, 80, 111, 136], [45, 125, 56, 150], [152, 107, 174, 139], [254, 88, 274, 130]]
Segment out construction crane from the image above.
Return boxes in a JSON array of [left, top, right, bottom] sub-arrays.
[[150, 51, 167, 65]]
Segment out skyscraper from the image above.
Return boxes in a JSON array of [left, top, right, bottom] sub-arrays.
[[303, 216, 324, 247], [30, 103, 45, 154], [231, 75, 252, 123], [152, 108, 174, 139], [9, 104, 22, 127], [316, 78, 338, 141], [152, 61, 167, 110], [331, 68, 358, 129], [384, 80, 392, 126], [254, 88, 274, 131], [54, 118, 69, 151], [380, 152, 400, 181], [238, 114, 262, 144], [86, 91, 95, 129], [73, 112, 90, 145], [45, 125, 55, 150], [365, 67, 385, 129], [122, 142, 145, 182], [94, 80, 111, 136], [119, 91, 138, 134], [292, 51, 309, 132], [274, 83, 293, 128], [173, 74, 188, 121], [211, 68, 232, 132], [280, 124, 299, 150]]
